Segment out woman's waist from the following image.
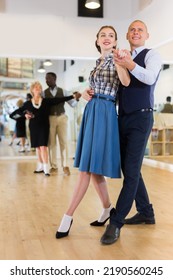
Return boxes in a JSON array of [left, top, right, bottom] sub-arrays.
[[93, 93, 116, 102]]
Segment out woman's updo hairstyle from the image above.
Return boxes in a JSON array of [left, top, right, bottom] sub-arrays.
[[95, 25, 117, 53]]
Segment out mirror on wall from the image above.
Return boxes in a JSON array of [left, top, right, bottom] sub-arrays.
[[1, 57, 173, 163], [0, 57, 96, 158]]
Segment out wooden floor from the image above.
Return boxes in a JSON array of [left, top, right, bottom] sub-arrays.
[[0, 137, 173, 260]]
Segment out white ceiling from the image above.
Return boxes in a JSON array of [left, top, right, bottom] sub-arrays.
[[0, 0, 142, 19]]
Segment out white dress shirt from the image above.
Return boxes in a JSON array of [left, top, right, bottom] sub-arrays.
[[130, 46, 162, 85], [48, 86, 77, 108]]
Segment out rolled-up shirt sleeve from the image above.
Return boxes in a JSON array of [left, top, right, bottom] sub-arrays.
[[130, 49, 162, 85]]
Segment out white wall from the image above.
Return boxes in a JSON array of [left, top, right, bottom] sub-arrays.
[[0, 0, 154, 59], [0, 0, 173, 60], [1, 0, 173, 61], [1, 0, 173, 140], [0, 13, 129, 59]]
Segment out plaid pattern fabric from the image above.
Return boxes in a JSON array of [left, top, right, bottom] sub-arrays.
[[89, 53, 120, 97]]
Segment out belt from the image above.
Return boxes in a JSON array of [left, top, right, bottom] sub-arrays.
[[93, 95, 115, 103], [120, 108, 153, 116], [139, 108, 153, 112]]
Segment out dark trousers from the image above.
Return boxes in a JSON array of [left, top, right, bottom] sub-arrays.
[[111, 111, 154, 228]]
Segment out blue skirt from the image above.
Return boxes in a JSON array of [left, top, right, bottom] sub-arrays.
[[74, 94, 121, 178]]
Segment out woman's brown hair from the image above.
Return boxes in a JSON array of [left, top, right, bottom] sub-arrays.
[[95, 25, 117, 53]]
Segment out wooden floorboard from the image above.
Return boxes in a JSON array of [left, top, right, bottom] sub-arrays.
[[0, 138, 173, 260]]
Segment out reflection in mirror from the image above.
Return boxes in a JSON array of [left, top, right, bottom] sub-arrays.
[[1, 58, 173, 166], [144, 64, 173, 165], [0, 57, 95, 158]]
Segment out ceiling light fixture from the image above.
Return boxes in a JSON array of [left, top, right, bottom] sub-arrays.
[[85, 0, 100, 9], [43, 59, 52, 66], [37, 61, 45, 73]]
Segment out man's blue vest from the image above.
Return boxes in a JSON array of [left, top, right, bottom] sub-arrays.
[[118, 49, 159, 115]]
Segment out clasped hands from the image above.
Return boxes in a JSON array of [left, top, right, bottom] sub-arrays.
[[113, 49, 135, 71], [73, 91, 82, 101]]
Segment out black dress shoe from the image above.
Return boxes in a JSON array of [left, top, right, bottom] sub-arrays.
[[90, 217, 110, 227], [44, 173, 50, 176], [124, 213, 155, 225], [100, 224, 120, 245], [34, 170, 44, 174], [55, 220, 73, 239]]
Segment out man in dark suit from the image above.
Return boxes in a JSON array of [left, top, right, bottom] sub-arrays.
[[100, 20, 162, 245]]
